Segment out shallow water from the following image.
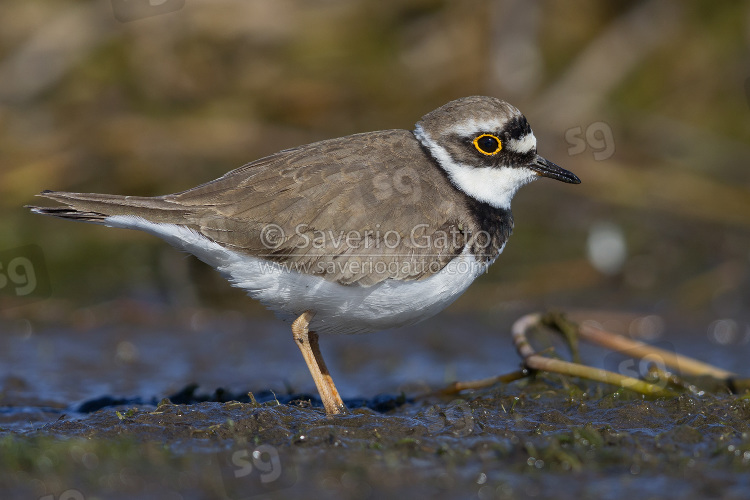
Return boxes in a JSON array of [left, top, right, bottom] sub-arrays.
[[1, 305, 749, 499]]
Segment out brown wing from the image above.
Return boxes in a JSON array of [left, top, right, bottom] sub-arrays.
[[30, 130, 480, 286], [165, 129, 475, 285]]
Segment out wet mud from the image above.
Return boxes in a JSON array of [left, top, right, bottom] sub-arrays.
[[1, 309, 749, 499]]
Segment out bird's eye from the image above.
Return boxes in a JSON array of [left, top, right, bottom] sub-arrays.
[[473, 134, 502, 155]]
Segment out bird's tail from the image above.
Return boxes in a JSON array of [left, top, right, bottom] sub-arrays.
[[27, 190, 190, 224]]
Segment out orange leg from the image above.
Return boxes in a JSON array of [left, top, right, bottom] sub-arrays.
[[291, 311, 347, 415]]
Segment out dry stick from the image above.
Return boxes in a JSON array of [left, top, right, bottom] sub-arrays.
[[512, 313, 677, 397], [546, 313, 747, 392], [576, 323, 735, 379], [429, 312, 742, 399], [429, 370, 529, 397]]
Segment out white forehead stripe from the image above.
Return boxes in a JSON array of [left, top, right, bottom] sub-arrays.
[[507, 132, 537, 154], [450, 118, 512, 139], [414, 124, 538, 210]]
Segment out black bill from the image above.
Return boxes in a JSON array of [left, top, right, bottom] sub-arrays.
[[529, 155, 581, 184]]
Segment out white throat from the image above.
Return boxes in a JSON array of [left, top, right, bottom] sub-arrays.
[[414, 125, 537, 210]]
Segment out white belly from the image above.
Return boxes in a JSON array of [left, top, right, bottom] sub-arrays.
[[106, 216, 499, 335]]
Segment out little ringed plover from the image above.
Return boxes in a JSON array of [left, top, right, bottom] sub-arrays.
[[29, 96, 581, 415]]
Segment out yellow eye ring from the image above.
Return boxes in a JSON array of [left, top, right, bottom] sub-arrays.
[[473, 134, 502, 155]]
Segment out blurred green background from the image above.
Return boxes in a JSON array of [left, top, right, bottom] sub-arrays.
[[1, 0, 749, 339]]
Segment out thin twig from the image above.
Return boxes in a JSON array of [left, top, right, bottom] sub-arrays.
[[512, 313, 677, 397], [424, 370, 529, 398], [577, 322, 735, 379]]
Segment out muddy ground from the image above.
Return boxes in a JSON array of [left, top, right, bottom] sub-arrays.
[[1, 305, 749, 499]]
